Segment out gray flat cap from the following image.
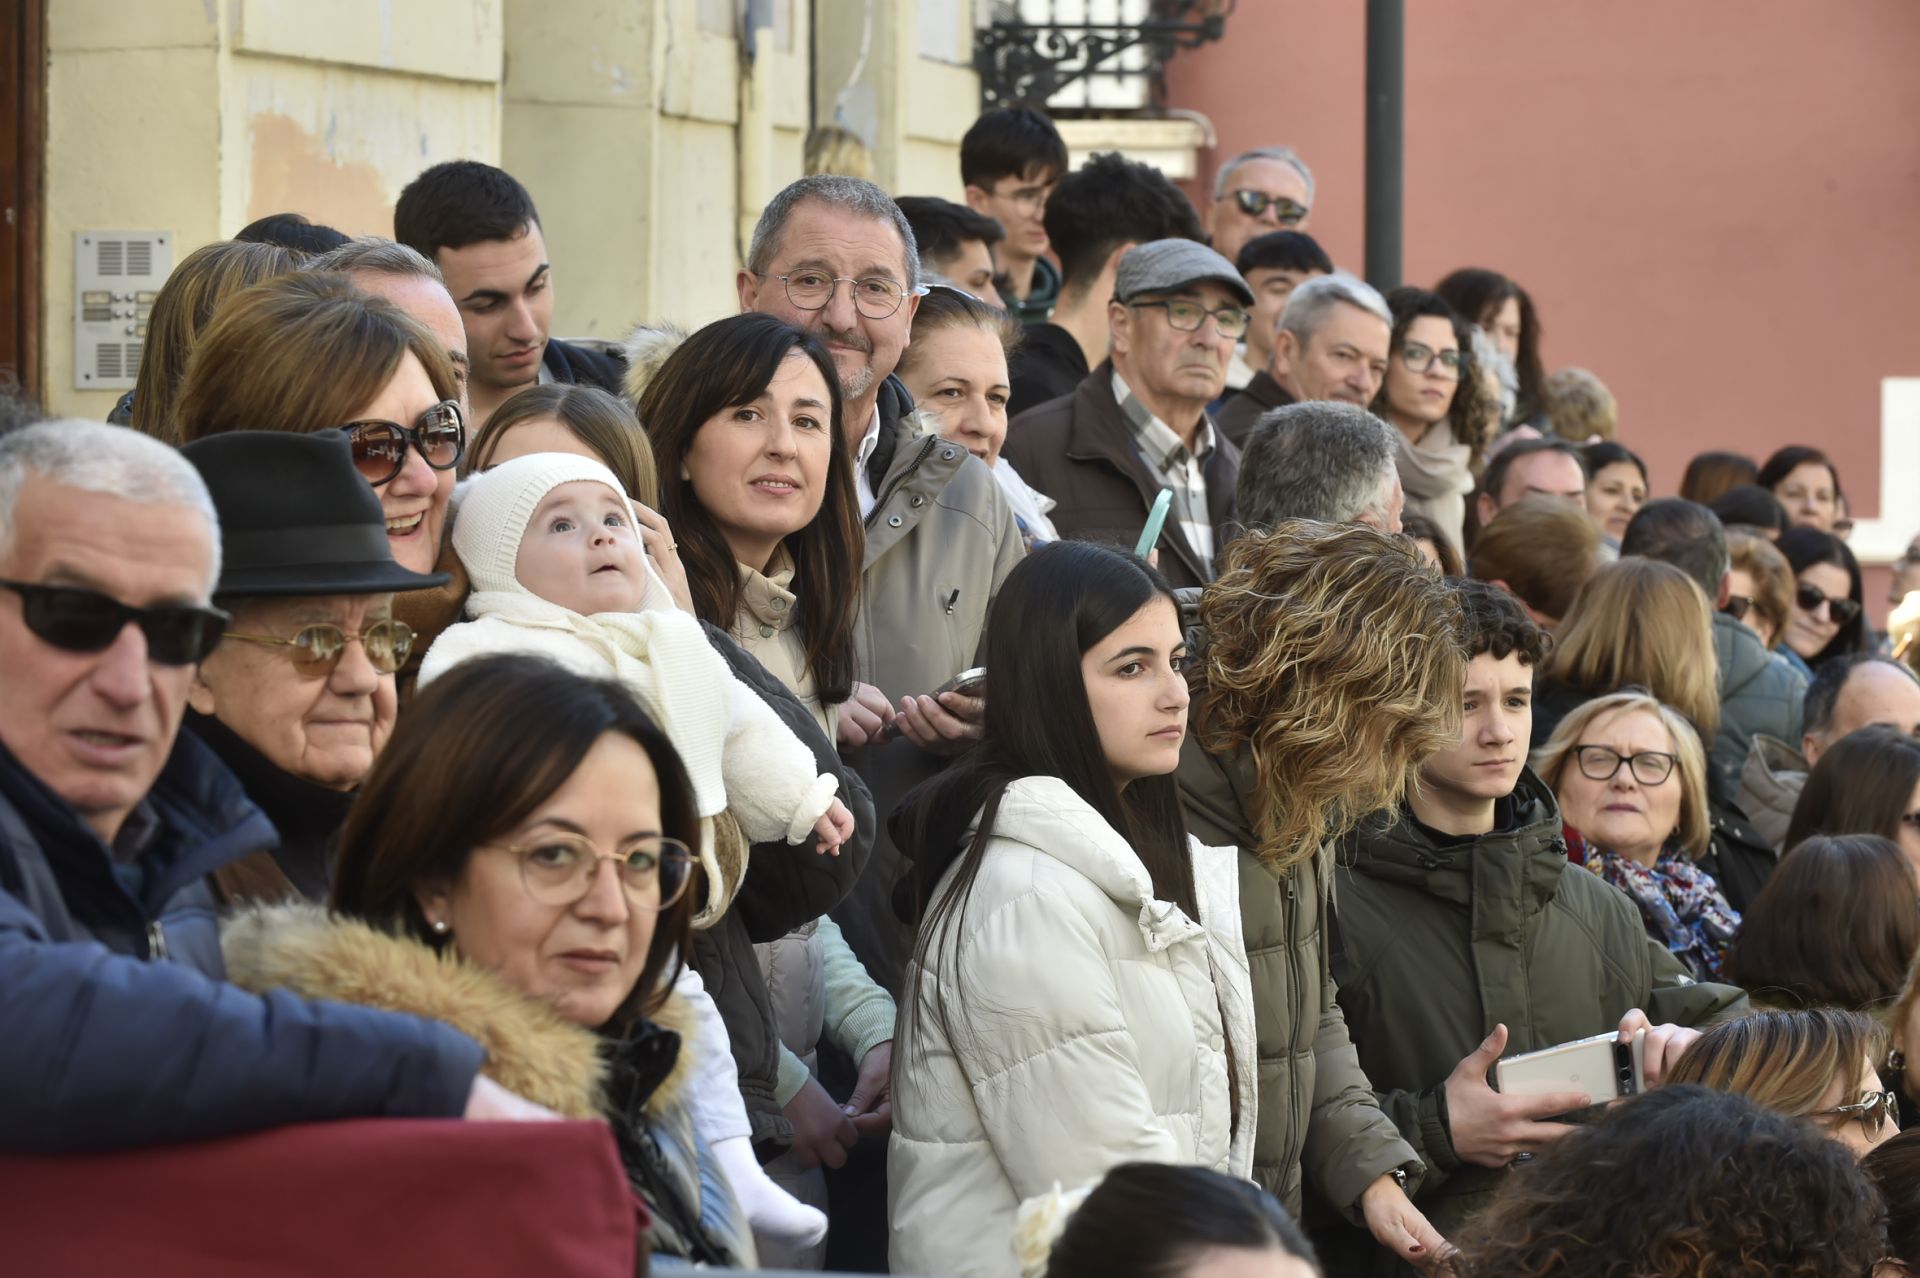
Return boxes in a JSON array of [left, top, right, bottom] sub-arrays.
[[1113, 239, 1254, 307]]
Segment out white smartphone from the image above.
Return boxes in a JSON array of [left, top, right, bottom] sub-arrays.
[[1493, 1028, 1646, 1112]]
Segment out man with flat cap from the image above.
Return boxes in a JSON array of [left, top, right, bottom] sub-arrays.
[[1003, 239, 1255, 589]]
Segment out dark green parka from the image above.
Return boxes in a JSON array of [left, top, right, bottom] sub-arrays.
[[1318, 769, 1748, 1269]]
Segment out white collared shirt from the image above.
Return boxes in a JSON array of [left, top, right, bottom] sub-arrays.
[[853, 404, 884, 518]]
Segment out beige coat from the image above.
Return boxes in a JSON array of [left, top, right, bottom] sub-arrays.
[[888, 777, 1257, 1278], [837, 406, 1027, 993]]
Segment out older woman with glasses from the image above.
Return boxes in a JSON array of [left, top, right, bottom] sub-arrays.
[[222, 654, 755, 1266], [1533, 689, 1740, 981], [178, 430, 447, 902], [1668, 1007, 1899, 1160]]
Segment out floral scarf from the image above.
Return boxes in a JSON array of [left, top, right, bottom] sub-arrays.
[[1564, 828, 1741, 981]]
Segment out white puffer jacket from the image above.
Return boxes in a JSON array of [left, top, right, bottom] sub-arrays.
[[887, 776, 1257, 1278]]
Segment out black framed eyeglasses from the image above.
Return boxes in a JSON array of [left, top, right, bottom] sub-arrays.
[[1129, 299, 1251, 341], [1814, 1088, 1898, 1139], [1572, 744, 1678, 787], [341, 399, 465, 487], [222, 619, 416, 677], [497, 832, 695, 912], [1795, 581, 1862, 627], [1400, 341, 1463, 377], [760, 270, 924, 320], [1230, 189, 1309, 225], [0, 579, 228, 665]]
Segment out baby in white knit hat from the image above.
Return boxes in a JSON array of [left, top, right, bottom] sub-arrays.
[[422, 451, 851, 862], [422, 450, 848, 1250]]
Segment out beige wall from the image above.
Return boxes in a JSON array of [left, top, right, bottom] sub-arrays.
[[42, 0, 980, 416], [43, 0, 503, 420]]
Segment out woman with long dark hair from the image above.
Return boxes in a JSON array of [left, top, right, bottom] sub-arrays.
[[221, 655, 753, 1265], [1780, 526, 1869, 669], [1435, 267, 1543, 428], [1372, 287, 1491, 553], [888, 542, 1256, 1278], [1786, 728, 1920, 872], [640, 311, 894, 1265]]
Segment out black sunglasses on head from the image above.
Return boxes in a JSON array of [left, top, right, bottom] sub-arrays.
[[0, 579, 229, 665]]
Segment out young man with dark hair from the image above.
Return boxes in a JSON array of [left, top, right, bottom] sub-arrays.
[[961, 107, 1069, 325], [1228, 230, 1333, 392], [394, 160, 624, 428], [1006, 151, 1206, 415], [894, 196, 1006, 308], [1315, 578, 1745, 1267]]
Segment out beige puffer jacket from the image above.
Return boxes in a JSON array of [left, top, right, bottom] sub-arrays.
[[888, 777, 1257, 1278]]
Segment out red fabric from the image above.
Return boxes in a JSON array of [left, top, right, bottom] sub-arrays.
[[0, 1119, 644, 1277]]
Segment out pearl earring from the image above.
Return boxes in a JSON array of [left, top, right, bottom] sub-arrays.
[[431, 919, 449, 935]]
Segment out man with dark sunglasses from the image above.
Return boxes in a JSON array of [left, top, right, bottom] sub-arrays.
[[0, 421, 538, 1153], [1206, 145, 1315, 269]]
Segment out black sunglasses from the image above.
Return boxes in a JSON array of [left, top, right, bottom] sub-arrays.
[[1231, 189, 1309, 224], [1796, 581, 1862, 627], [342, 400, 465, 487], [0, 579, 229, 665]]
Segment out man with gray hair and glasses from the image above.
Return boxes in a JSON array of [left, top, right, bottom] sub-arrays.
[[0, 420, 546, 1153], [1234, 402, 1403, 536], [1216, 271, 1393, 447], [1208, 145, 1315, 267], [307, 236, 471, 423], [740, 174, 1024, 991]]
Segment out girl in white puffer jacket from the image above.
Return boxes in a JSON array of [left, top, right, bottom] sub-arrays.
[[888, 542, 1258, 1278]]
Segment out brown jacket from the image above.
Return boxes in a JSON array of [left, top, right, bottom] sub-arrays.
[[1214, 368, 1296, 447], [1002, 361, 1240, 592]]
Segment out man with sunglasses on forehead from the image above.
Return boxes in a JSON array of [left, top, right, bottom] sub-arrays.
[[1207, 146, 1315, 270], [0, 420, 546, 1154], [1004, 239, 1252, 591]]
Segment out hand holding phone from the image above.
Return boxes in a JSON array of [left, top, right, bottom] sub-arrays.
[[1443, 1024, 1591, 1168], [1494, 1028, 1646, 1110]]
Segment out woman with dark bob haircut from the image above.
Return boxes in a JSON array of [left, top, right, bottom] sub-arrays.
[[219, 655, 753, 1266], [1787, 728, 1920, 873], [1724, 834, 1920, 1012], [1029, 1163, 1321, 1278], [1758, 443, 1845, 534], [1779, 526, 1869, 668], [1445, 1085, 1885, 1278]]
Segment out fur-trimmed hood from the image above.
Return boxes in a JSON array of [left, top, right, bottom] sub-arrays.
[[220, 902, 695, 1120], [621, 323, 689, 407]]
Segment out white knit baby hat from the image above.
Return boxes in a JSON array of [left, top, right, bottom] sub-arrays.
[[452, 451, 673, 609]]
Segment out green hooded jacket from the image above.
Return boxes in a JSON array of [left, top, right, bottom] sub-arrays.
[[1177, 734, 1421, 1220], [1317, 768, 1748, 1268]]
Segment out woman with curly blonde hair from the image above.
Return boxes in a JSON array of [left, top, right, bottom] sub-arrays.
[[1179, 521, 1464, 1268]]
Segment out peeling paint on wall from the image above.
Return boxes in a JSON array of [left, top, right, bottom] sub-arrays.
[[248, 112, 391, 235]]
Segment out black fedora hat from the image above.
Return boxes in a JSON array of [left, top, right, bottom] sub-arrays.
[[181, 430, 450, 598]]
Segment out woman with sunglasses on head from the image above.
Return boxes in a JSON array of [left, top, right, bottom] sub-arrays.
[[171, 272, 468, 692], [174, 431, 447, 904], [222, 654, 755, 1266], [1668, 1007, 1899, 1160], [1533, 690, 1739, 981], [1780, 526, 1870, 671], [895, 285, 1058, 548], [1372, 287, 1493, 554]]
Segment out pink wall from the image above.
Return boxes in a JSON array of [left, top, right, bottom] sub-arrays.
[[1163, 0, 1920, 551]]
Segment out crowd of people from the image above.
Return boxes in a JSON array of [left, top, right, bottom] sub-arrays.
[[5, 102, 1920, 1277]]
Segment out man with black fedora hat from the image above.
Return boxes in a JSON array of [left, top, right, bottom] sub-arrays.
[[0, 419, 543, 1156], [1003, 239, 1255, 590], [180, 429, 449, 903]]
